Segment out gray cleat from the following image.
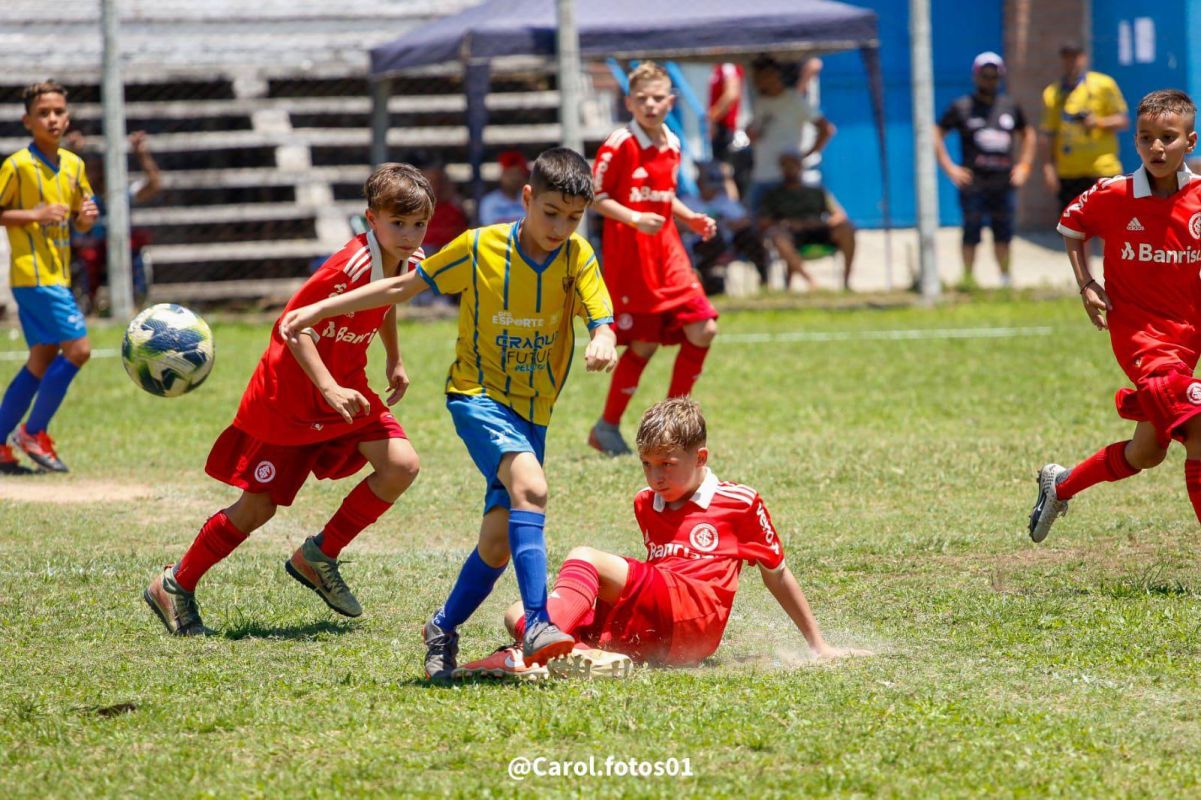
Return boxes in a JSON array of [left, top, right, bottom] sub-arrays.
[[285, 536, 362, 617], [588, 419, 632, 456], [422, 619, 459, 680], [1028, 463, 1070, 543], [144, 566, 208, 636], [522, 619, 574, 666]]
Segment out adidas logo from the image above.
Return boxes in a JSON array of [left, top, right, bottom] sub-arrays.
[[1127, 217, 1144, 231], [631, 167, 649, 179]]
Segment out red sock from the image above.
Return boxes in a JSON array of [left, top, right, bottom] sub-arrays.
[[1185, 460, 1201, 525], [173, 511, 248, 592], [1055, 441, 1140, 501], [601, 349, 650, 425], [667, 341, 710, 398], [511, 560, 600, 640], [317, 479, 393, 558]]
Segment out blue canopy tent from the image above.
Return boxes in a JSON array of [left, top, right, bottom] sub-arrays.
[[368, 0, 890, 235]]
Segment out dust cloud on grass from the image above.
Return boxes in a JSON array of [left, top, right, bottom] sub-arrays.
[[0, 478, 154, 504]]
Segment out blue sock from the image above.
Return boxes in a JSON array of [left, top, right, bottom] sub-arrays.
[[0, 367, 41, 440], [25, 356, 79, 435], [432, 548, 507, 631], [508, 509, 550, 629]]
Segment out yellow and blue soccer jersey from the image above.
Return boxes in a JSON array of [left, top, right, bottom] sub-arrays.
[[418, 222, 614, 425], [0, 144, 92, 288]]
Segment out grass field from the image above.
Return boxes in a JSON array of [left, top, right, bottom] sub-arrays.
[[2, 294, 1201, 798]]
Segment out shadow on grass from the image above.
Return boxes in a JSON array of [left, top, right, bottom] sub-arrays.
[[222, 619, 357, 640], [394, 676, 556, 690]]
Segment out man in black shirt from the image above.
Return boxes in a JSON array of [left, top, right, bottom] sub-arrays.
[[934, 51, 1035, 289]]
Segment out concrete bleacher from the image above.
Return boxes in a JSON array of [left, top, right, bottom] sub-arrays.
[[0, 1, 619, 305]]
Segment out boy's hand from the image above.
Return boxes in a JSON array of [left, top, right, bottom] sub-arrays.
[[686, 214, 718, 242], [35, 203, 70, 225], [815, 644, 873, 660], [321, 384, 369, 424], [585, 334, 618, 373], [1010, 162, 1032, 187], [279, 305, 323, 342], [385, 358, 410, 405], [632, 212, 667, 235], [129, 130, 149, 153], [76, 198, 99, 226], [947, 164, 973, 188], [1081, 281, 1111, 330]]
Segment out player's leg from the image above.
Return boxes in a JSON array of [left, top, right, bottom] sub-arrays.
[[592, 339, 659, 456], [1178, 416, 1201, 525], [959, 188, 984, 288], [0, 344, 55, 474], [769, 228, 816, 287], [145, 491, 275, 636], [830, 219, 856, 290], [509, 545, 630, 640], [990, 185, 1016, 287], [669, 316, 718, 399]]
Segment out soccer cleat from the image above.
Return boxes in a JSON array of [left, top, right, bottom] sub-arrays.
[[588, 420, 632, 456], [521, 619, 575, 666], [1028, 463, 1071, 543], [284, 536, 362, 617], [11, 425, 67, 472], [423, 619, 460, 680], [143, 565, 208, 636], [548, 644, 634, 680], [453, 645, 548, 681], [0, 444, 36, 475]]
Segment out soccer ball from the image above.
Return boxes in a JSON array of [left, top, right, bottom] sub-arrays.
[[121, 304, 215, 397]]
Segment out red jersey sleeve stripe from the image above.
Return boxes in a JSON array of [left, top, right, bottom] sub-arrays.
[[1057, 222, 1086, 240]]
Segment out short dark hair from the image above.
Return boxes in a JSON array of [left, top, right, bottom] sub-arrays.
[[1137, 89, 1197, 127], [364, 162, 435, 217], [23, 81, 67, 111], [528, 147, 593, 202]]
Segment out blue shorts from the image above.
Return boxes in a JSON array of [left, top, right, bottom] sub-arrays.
[[959, 176, 1015, 245], [447, 393, 547, 514], [12, 285, 87, 346]]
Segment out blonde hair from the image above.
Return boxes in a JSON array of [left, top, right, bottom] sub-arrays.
[[628, 61, 672, 92], [636, 397, 707, 454]]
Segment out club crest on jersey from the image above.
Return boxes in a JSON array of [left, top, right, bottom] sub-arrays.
[[1188, 383, 1201, 405], [617, 313, 634, 331], [688, 523, 720, 553], [1190, 212, 1201, 240], [254, 461, 277, 483]]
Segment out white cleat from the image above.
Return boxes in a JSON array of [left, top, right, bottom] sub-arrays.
[[549, 646, 634, 680], [1028, 463, 1070, 543]]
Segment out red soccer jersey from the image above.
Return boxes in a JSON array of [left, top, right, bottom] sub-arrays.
[[232, 233, 423, 445], [594, 122, 704, 314], [633, 469, 785, 663], [708, 63, 744, 131], [1058, 167, 1201, 384]]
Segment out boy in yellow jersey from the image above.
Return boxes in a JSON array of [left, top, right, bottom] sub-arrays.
[[281, 148, 618, 677], [0, 81, 98, 474]]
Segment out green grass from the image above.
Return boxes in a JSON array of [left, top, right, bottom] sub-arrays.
[[2, 294, 1201, 798]]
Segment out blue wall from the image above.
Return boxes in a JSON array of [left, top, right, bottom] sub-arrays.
[[819, 0, 1004, 228]]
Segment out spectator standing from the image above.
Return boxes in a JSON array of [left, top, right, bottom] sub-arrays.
[[707, 63, 744, 163], [934, 52, 1035, 289], [1040, 41, 1129, 212], [477, 150, 529, 226]]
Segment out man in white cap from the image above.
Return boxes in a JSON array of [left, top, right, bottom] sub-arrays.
[[934, 51, 1035, 288]]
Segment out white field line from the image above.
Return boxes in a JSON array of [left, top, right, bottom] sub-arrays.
[[0, 348, 120, 361]]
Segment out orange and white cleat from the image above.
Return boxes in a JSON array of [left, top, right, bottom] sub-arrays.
[[452, 645, 548, 681], [11, 424, 67, 472]]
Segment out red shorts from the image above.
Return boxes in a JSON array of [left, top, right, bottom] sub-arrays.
[[575, 558, 727, 666], [614, 292, 718, 347], [204, 411, 406, 506], [1114, 364, 1201, 448]]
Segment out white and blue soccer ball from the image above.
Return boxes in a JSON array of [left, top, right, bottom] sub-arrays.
[[121, 303, 215, 397]]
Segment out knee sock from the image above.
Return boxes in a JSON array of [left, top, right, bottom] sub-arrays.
[[667, 340, 710, 398], [0, 367, 40, 440], [431, 548, 507, 631], [313, 479, 392, 558], [508, 509, 550, 630], [1185, 460, 1201, 525], [513, 558, 600, 641], [1055, 441, 1140, 501], [601, 350, 649, 425], [172, 511, 249, 592], [25, 356, 80, 435]]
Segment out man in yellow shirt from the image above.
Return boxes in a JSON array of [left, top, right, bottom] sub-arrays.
[[0, 81, 98, 474], [1040, 41, 1130, 212]]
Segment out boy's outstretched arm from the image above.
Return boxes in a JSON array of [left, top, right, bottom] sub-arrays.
[[584, 324, 618, 372], [279, 269, 427, 341], [671, 196, 717, 241], [759, 563, 872, 660], [285, 331, 369, 424], [1065, 235, 1110, 330], [594, 197, 667, 236]]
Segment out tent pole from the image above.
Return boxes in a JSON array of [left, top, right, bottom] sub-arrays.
[[556, 0, 584, 154], [101, 0, 134, 320], [909, 0, 940, 300], [370, 77, 391, 166]]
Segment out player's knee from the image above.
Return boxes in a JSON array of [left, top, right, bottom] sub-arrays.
[[693, 319, 718, 346], [1127, 446, 1167, 470], [630, 341, 659, 360], [63, 340, 91, 366], [565, 545, 598, 564], [379, 451, 420, 492], [510, 477, 548, 510]]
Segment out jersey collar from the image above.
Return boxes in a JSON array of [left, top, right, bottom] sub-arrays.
[[1131, 164, 1197, 198], [628, 121, 679, 152], [652, 468, 719, 512], [366, 230, 384, 282], [28, 142, 61, 174]]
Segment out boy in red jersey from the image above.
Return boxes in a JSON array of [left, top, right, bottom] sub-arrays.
[[588, 62, 720, 457], [455, 397, 869, 679], [142, 163, 430, 635], [1029, 90, 1201, 542]]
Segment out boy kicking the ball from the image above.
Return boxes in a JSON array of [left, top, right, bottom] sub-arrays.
[[454, 397, 869, 680], [1029, 90, 1201, 541], [143, 163, 429, 635], [280, 148, 618, 677]]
